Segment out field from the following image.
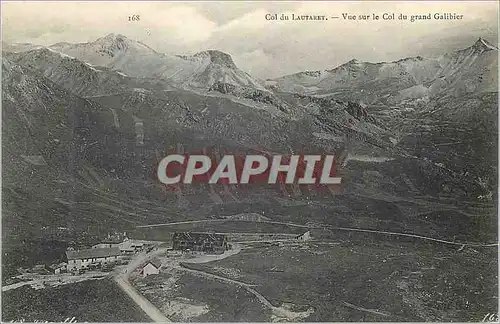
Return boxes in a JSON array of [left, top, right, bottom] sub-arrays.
[[133, 267, 270, 322], [1, 278, 149, 322], [174, 236, 498, 322]]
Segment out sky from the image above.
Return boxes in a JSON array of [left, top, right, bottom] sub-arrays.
[[2, 1, 498, 79]]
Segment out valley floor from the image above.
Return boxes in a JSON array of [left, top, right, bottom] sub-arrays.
[[130, 234, 498, 322], [2, 220, 497, 322]]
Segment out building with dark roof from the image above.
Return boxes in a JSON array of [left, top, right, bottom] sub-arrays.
[[49, 262, 67, 274], [66, 247, 122, 272], [119, 239, 145, 254], [172, 232, 227, 254]]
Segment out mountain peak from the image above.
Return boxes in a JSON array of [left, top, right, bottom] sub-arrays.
[[88, 33, 161, 57], [471, 37, 498, 52], [194, 50, 236, 68], [395, 56, 424, 63], [93, 33, 133, 52], [103, 33, 128, 41]]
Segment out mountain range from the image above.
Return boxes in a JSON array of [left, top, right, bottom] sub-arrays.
[[49, 34, 267, 91], [2, 33, 497, 277], [268, 37, 498, 103]]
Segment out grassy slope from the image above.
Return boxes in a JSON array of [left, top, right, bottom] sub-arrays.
[[135, 271, 271, 322], [183, 239, 498, 322], [1, 279, 150, 322]]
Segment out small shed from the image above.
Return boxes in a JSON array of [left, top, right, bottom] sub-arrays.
[[32, 264, 49, 274], [296, 231, 311, 241], [119, 239, 145, 254], [49, 262, 67, 274], [142, 260, 161, 278]]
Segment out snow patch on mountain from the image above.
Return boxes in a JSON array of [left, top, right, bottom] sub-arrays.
[[345, 154, 395, 163], [473, 37, 498, 52], [21, 155, 47, 166], [84, 62, 102, 72], [312, 132, 345, 141], [46, 47, 75, 59]]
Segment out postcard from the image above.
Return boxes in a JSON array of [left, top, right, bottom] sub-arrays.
[[1, 1, 498, 322]]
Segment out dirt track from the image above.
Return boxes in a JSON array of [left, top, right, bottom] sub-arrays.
[[170, 246, 313, 321], [2, 272, 108, 292], [115, 275, 170, 322], [136, 219, 309, 229], [114, 249, 171, 322]]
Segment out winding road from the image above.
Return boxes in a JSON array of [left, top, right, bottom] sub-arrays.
[[169, 246, 313, 321], [114, 249, 171, 323]]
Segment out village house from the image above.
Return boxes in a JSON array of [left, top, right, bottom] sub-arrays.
[[141, 259, 161, 278], [118, 238, 145, 254], [92, 232, 129, 250], [66, 247, 122, 272], [49, 262, 67, 274], [92, 236, 145, 254], [296, 231, 312, 241], [172, 232, 228, 254], [32, 264, 49, 274]]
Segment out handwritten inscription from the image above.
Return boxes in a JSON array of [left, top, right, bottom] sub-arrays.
[[482, 313, 499, 322], [9, 317, 77, 323]]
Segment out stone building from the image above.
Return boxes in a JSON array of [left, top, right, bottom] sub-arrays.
[[66, 247, 122, 272], [172, 232, 227, 254]]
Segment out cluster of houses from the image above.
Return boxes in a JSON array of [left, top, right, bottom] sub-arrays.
[[23, 230, 312, 276], [65, 234, 149, 273], [133, 231, 311, 280], [138, 232, 231, 279], [31, 233, 148, 275]]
